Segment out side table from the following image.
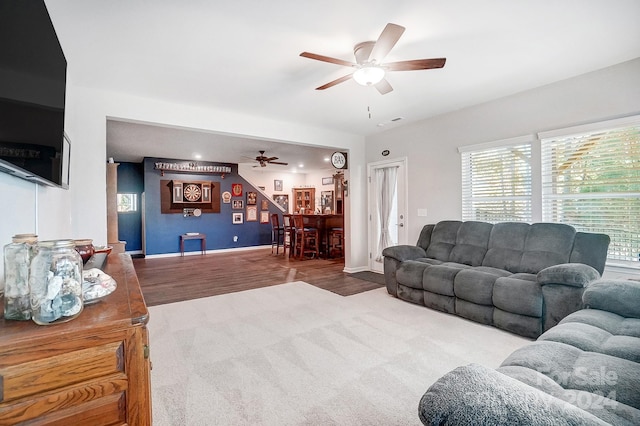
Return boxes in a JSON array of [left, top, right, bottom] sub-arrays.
[[180, 233, 206, 256]]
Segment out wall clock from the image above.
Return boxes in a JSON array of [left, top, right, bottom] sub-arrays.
[[331, 151, 347, 169]]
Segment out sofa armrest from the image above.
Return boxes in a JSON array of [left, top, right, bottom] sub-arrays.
[[537, 263, 601, 288], [583, 279, 640, 318], [382, 245, 426, 262], [419, 364, 607, 426]]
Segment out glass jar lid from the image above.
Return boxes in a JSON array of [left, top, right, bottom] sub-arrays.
[[12, 233, 38, 243], [37, 239, 76, 249]]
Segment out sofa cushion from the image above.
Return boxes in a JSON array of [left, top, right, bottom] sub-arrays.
[[454, 268, 502, 305], [482, 222, 529, 272], [424, 221, 462, 262], [583, 279, 640, 319], [540, 320, 640, 363], [570, 232, 611, 275], [448, 221, 493, 266], [493, 274, 543, 317], [422, 264, 465, 296], [560, 309, 640, 338], [518, 223, 575, 274], [396, 260, 431, 290]]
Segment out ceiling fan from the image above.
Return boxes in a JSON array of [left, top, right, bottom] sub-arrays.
[[300, 23, 446, 95], [250, 151, 288, 167]]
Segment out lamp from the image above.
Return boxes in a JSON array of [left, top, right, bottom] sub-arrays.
[[353, 65, 385, 86]]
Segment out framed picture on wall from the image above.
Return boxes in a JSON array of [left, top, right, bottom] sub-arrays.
[[260, 211, 269, 224], [247, 191, 257, 205], [273, 194, 288, 211], [232, 212, 243, 224], [274, 179, 283, 191], [246, 205, 257, 221], [261, 199, 269, 210], [322, 177, 333, 185], [232, 199, 244, 209]]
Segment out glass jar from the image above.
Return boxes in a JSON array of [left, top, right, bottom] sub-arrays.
[[3, 234, 38, 320], [29, 239, 83, 325]]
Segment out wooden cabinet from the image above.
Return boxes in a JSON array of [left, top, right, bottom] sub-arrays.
[[293, 187, 315, 213], [0, 254, 152, 426]]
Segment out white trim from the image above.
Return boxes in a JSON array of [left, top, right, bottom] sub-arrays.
[[538, 114, 640, 140], [457, 134, 534, 154], [143, 244, 271, 259], [342, 266, 371, 274]]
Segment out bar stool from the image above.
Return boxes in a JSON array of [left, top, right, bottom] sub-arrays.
[[282, 214, 295, 257], [292, 214, 319, 259], [328, 227, 344, 258], [270, 214, 284, 255]]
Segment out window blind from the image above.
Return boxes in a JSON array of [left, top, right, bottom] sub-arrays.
[[461, 143, 532, 223], [541, 123, 640, 263]]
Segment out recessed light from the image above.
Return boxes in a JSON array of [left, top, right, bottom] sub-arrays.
[[193, 153, 202, 159], [298, 164, 304, 168], [324, 157, 330, 162]]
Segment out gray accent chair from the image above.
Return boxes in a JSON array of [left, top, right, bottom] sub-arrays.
[[419, 279, 640, 425], [383, 220, 610, 338]]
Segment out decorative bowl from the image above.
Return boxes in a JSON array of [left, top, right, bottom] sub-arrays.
[[93, 245, 113, 256]]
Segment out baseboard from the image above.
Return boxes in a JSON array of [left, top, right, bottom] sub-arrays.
[[142, 245, 272, 259], [343, 266, 374, 274]]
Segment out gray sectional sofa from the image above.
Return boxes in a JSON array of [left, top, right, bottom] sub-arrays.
[[419, 279, 640, 425], [382, 220, 610, 338]]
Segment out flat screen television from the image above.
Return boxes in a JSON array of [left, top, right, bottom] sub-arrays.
[[0, 1, 69, 188]]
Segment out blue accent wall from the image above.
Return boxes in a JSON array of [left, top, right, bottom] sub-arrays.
[[143, 157, 282, 255], [117, 162, 144, 251]]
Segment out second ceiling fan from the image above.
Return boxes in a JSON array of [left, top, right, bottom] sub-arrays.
[[300, 23, 446, 95]]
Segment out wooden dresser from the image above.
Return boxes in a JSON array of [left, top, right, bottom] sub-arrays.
[[0, 254, 152, 425]]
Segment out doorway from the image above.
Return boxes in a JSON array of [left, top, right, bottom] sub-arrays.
[[368, 158, 408, 273]]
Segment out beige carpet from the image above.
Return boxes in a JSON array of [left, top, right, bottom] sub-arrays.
[[148, 282, 529, 425]]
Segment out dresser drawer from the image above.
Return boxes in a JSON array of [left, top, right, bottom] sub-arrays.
[[0, 341, 124, 403]]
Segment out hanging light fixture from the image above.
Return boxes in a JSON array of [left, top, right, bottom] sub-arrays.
[[353, 64, 385, 86]]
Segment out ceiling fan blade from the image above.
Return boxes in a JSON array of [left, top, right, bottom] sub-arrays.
[[300, 52, 356, 68], [375, 78, 393, 95], [269, 161, 288, 165], [315, 73, 353, 90], [264, 156, 279, 162], [369, 23, 405, 64], [385, 58, 446, 71]]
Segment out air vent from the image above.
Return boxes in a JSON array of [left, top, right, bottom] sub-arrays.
[[391, 117, 404, 122]]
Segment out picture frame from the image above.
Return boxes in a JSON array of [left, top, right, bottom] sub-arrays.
[[247, 191, 257, 205], [232, 183, 243, 196], [246, 205, 258, 221], [232, 212, 243, 224], [273, 194, 288, 211], [274, 179, 283, 191], [260, 211, 270, 224], [232, 199, 244, 209], [322, 177, 334, 185], [261, 199, 269, 210]]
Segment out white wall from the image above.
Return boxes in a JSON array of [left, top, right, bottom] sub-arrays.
[[365, 58, 640, 242], [1, 84, 369, 284]]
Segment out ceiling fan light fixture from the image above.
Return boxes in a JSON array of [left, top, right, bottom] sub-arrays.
[[353, 65, 385, 86]]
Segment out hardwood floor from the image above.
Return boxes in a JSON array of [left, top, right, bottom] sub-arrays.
[[133, 248, 383, 306]]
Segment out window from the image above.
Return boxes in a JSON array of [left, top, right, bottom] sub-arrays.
[[117, 193, 138, 213], [540, 118, 640, 264], [460, 136, 532, 223]]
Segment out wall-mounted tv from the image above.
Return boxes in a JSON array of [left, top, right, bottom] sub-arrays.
[[0, 1, 68, 188]]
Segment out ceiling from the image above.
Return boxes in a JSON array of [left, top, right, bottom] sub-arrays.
[[46, 0, 640, 169]]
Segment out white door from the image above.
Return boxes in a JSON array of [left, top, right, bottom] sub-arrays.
[[368, 158, 408, 273]]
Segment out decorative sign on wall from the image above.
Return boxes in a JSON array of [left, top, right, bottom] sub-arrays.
[[154, 161, 231, 176], [160, 180, 221, 214], [232, 183, 243, 196], [172, 181, 212, 203]]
